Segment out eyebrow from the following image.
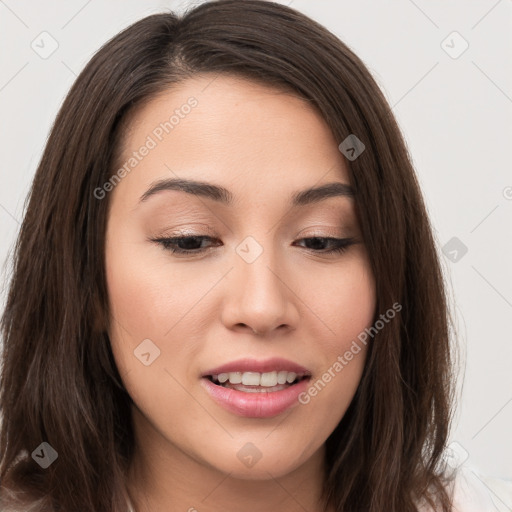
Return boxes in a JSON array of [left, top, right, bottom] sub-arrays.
[[138, 177, 354, 207]]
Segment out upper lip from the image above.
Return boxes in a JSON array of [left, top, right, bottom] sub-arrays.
[[201, 357, 311, 377]]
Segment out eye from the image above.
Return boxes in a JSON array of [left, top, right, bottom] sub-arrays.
[[294, 237, 356, 254], [150, 235, 220, 255], [149, 234, 357, 256]]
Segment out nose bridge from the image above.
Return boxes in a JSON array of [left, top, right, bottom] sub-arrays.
[[237, 234, 286, 305], [222, 234, 298, 333]]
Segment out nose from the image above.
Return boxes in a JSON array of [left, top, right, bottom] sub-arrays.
[[220, 246, 300, 337]]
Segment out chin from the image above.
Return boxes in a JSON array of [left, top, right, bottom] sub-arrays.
[[215, 458, 302, 481], [198, 436, 316, 481]]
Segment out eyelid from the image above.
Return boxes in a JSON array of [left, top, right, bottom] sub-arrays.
[[155, 224, 217, 238], [295, 226, 348, 238]]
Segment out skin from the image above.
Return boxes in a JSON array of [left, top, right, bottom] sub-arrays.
[[105, 74, 376, 512]]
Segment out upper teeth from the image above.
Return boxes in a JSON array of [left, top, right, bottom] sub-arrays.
[[212, 371, 301, 387]]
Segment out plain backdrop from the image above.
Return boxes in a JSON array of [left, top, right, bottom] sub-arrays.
[[1, 0, 511, 489]]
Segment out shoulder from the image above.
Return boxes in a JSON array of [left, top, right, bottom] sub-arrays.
[[449, 464, 512, 512], [417, 461, 512, 511]]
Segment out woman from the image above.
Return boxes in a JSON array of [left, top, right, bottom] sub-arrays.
[[0, 1, 502, 510]]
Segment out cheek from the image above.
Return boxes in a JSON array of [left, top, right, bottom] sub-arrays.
[[305, 255, 376, 350], [104, 224, 227, 401], [104, 224, 182, 374], [104, 238, 204, 418], [299, 256, 375, 410], [104, 227, 210, 340]]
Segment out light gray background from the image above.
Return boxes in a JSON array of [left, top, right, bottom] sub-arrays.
[[1, 0, 511, 491]]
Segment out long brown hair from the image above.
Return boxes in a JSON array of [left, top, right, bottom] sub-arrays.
[[0, 1, 456, 510]]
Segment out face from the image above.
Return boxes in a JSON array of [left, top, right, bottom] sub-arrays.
[[105, 74, 376, 483]]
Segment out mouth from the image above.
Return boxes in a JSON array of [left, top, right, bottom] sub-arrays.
[[204, 371, 311, 393], [200, 360, 313, 418]]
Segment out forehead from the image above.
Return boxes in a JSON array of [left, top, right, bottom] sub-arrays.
[[113, 74, 350, 206]]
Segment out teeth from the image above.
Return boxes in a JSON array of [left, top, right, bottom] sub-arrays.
[[228, 372, 242, 384], [211, 370, 303, 387], [260, 371, 277, 387], [242, 372, 261, 386], [286, 371, 297, 383], [277, 370, 288, 384]]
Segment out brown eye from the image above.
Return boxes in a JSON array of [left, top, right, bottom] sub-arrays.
[[294, 237, 356, 254], [151, 235, 220, 255]]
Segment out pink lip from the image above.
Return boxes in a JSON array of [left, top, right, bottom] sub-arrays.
[[201, 357, 310, 377], [200, 376, 311, 418]]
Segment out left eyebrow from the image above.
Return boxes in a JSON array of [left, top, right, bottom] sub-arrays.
[[138, 177, 355, 206]]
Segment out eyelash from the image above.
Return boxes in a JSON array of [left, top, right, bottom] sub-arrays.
[[150, 235, 356, 256]]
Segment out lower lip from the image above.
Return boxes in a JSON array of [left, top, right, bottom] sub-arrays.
[[200, 377, 310, 418]]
